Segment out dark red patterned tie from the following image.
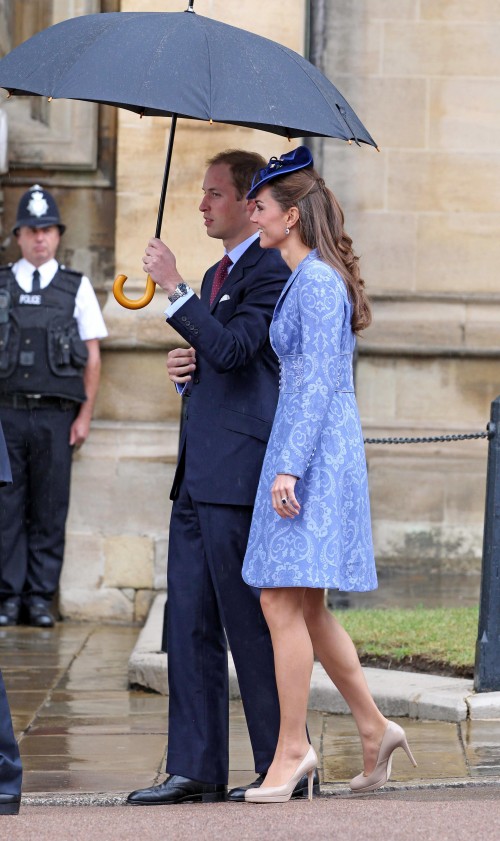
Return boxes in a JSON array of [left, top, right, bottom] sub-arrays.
[[210, 254, 232, 305]]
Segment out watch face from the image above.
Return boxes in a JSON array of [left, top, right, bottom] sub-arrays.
[[168, 283, 188, 303]]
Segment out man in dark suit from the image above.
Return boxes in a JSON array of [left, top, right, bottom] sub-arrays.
[[0, 421, 22, 815], [127, 150, 317, 805]]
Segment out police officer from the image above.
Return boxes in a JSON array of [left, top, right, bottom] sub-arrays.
[[0, 185, 107, 627]]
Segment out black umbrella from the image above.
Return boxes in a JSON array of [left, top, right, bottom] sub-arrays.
[[0, 1, 378, 309]]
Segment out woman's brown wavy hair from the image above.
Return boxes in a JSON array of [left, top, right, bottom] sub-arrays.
[[268, 168, 371, 333]]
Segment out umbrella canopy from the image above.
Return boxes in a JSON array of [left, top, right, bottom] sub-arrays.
[[0, 6, 377, 308], [0, 10, 376, 144]]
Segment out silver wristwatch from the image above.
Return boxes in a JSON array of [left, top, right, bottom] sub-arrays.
[[168, 282, 190, 304]]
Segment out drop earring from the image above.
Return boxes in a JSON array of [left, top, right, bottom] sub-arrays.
[[285, 227, 290, 236]]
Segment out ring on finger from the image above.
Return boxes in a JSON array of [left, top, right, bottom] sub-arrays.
[[281, 497, 288, 505]]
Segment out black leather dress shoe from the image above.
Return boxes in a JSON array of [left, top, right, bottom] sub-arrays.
[[0, 793, 21, 815], [0, 598, 20, 627], [127, 775, 227, 805], [228, 768, 320, 802], [27, 598, 55, 628]]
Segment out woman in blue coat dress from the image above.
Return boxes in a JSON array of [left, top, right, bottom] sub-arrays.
[[241, 148, 416, 803]]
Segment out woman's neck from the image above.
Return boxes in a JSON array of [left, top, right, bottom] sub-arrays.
[[280, 240, 312, 272]]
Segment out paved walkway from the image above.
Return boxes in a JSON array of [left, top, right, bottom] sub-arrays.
[[2, 614, 500, 807], [4, 789, 500, 841]]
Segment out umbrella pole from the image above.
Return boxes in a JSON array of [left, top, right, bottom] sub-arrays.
[[113, 113, 178, 309], [155, 113, 178, 237]]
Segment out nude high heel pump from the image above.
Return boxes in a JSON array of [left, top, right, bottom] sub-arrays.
[[349, 720, 417, 793], [245, 746, 318, 803]]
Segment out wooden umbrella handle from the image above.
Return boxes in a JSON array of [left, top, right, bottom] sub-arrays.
[[113, 273, 156, 310]]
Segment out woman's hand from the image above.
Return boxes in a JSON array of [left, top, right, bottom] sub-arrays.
[[271, 473, 301, 519]]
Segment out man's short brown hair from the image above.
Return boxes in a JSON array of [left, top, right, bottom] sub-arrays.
[[206, 149, 266, 200]]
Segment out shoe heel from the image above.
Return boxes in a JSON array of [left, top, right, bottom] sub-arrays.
[[0, 802, 20, 816], [202, 791, 226, 803], [401, 734, 417, 768], [307, 768, 315, 801]]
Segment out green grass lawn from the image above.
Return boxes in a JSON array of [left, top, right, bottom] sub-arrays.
[[335, 606, 479, 677]]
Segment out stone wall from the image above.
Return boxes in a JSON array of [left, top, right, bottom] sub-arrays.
[[310, 0, 500, 570]]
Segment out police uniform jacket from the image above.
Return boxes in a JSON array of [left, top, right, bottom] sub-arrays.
[[0, 262, 101, 403]]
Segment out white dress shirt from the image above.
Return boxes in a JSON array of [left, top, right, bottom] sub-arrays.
[[12, 257, 108, 341]]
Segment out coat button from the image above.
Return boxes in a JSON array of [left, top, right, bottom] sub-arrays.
[[193, 377, 200, 384]]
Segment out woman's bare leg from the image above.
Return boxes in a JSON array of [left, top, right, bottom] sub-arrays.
[[303, 589, 388, 774], [259, 586, 313, 787]]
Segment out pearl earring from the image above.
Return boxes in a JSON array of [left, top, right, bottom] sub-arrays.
[[285, 227, 290, 236]]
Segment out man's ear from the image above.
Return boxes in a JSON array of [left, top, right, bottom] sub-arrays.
[[246, 198, 256, 214]]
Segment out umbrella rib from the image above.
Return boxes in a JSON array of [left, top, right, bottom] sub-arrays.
[[201, 26, 213, 119], [271, 43, 363, 142]]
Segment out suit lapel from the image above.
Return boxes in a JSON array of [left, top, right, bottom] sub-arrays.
[[209, 239, 262, 313], [201, 265, 215, 308]]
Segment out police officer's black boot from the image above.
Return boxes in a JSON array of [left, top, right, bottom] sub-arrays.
[[0, 598, 21, 626], [26, 597, 55, 628]]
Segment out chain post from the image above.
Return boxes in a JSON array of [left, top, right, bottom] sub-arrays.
[[474, 396, 500, 692]]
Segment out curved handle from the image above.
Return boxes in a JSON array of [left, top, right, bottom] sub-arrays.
[[113, 273, 156, 310]]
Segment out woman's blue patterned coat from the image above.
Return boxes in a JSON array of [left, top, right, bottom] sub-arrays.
[[242, 250, 377, 591]]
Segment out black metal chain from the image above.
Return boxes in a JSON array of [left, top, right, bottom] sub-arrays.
[[364, 429, 490, 445]]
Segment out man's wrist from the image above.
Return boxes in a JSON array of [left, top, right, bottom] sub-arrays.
[[168, 282, 191, 303]]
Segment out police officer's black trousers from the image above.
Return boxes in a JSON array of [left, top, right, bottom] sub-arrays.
[[0, 405, 77, 601]]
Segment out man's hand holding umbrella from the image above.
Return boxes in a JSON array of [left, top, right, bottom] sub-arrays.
[[144, 239, 197, 387], [143, 238, 182, 297]]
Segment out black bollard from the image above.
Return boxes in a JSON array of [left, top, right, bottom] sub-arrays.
[[474, 395, 500, 692]]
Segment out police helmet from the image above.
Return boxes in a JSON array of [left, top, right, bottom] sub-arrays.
[[12, 184, 66, 235]]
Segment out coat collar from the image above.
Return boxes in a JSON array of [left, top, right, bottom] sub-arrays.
[[273, 249, 318, 317]]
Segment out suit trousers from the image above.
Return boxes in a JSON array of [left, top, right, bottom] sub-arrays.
[[165, 477, 280, 784], [0, 670, 22, 795], [0, 404, 77, 600]]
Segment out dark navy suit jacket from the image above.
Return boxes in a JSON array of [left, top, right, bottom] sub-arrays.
[[0, 420, 12, 486], [168, 239, 288, 506]]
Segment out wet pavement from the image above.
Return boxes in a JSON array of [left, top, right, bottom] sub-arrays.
[[1, 619, 500, 803]]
